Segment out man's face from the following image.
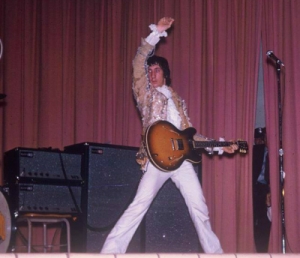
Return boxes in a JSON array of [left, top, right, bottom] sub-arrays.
[[148, 64, 165, 88]]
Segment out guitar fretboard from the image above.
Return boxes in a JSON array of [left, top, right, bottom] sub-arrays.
[[193, 141, 234, 149]]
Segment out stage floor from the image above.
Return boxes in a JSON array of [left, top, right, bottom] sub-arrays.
[[0, 253, 299, 258]]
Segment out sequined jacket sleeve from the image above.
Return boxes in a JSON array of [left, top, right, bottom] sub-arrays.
[[132, 38, 153, 111], [132, 39, 171, 131]]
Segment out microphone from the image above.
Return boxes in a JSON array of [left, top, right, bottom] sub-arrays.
[[266, 50, 284, 66]]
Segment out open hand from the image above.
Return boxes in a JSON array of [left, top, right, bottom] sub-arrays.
[[157, 17, 174, 33]]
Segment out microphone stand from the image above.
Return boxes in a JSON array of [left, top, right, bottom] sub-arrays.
[[275, 62, 286, 253]]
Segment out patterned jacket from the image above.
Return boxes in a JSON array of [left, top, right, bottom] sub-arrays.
[[132, 39, 195, 170]]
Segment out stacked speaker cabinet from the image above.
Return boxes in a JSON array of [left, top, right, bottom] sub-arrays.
[[65, 142, 202, 253], [64, 143, 143, 253], [3, 148, 83, 215]]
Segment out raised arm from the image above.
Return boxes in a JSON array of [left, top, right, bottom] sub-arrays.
[[132, 17, 174, 106]]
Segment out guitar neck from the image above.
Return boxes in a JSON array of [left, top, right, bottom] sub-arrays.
[[193, 141, 234, 149]]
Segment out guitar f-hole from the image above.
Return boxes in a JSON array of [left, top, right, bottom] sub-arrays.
[[168, 154, 183, 163]]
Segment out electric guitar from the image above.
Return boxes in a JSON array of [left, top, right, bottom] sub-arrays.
[[144, 120, 248, 172]]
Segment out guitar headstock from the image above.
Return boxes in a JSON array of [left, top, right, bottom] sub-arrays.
[[237, 140, 248, 153]]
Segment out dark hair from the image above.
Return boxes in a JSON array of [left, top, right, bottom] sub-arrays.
[[147, 55, 171, 86]]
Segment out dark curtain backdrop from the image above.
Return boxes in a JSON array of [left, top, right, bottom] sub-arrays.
[[0, 0, 299, 253]]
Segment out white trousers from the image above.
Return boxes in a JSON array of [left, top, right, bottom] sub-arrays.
[[100, 161, 223, 254]]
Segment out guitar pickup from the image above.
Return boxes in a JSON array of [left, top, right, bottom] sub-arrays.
[[171, 138, 184, 151]]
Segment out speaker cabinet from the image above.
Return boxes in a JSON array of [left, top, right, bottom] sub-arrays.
[[4, 147, 82, 183], [65, 142, 202, 253], [3, 148, 83, 215], [9, 183, 82, 214], [64, 143, 143, 253]]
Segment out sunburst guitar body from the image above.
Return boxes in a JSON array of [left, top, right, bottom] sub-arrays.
[[144, 120, 248, 172]]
